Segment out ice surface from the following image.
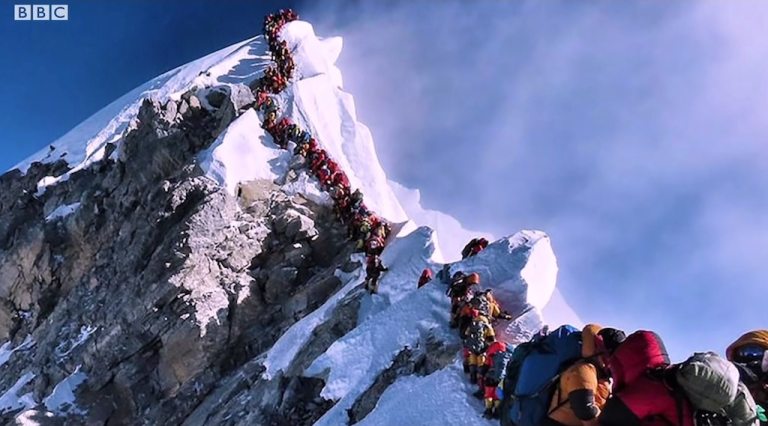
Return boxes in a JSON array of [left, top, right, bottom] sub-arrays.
[[0, 372, 36, 415], [44, 202, 81, 222], [43, 366, 87, 415]]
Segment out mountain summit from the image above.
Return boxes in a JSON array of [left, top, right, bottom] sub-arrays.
[[0, 13, 566, 425]]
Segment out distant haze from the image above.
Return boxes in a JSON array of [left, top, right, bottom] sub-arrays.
[[304, 0, 768, 360]]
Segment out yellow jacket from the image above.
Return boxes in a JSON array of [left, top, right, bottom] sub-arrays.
[[548, 324, 612, 426]]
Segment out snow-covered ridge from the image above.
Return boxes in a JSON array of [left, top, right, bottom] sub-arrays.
[[3, 14, 579, 424]]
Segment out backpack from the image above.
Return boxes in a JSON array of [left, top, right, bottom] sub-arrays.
[[507, 325, 583, 426], [469, 294, 491, 317], [487, 346, 516, 384], [464, 317, 492, 354], [693, 382, 762, 426], [677, 352, 740, 412]]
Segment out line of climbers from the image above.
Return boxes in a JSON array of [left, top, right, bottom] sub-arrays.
[[253, 11, 768, 425], [439, 239, 768, 424], [444, 269, 514, 419], [249, 9, 393, 294]]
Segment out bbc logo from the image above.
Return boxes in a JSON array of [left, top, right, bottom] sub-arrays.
[[14, 4, 69, 21]]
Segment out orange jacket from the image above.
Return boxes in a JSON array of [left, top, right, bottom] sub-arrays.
[[726, 329, 768, 405], [726, 330, 768, 361], [548, 324, 611, 426]]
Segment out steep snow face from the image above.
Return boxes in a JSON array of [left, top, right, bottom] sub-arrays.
[[301, 228, 556, 425], [451, 230, 557, 313], [356, 362, 495, 426], [280, 21, 409, 223], [197, 21, 410, 224]]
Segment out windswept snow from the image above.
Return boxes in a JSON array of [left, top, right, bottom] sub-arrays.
[[199, 109, 290, 195], [356, 361, 495, 426], [280, 21, 344, 87], [450, 230, 557, 313], [43, 366, 87, 415], [304, 227, 555, 425], [262, 262, 366, 379], [280, 21, 408, 223], [44, 202, 81, 222], [306, 275, 454, 425], [0, 372, 36, 415]]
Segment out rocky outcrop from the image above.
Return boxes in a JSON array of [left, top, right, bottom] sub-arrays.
[[0, 83, 355, 425]]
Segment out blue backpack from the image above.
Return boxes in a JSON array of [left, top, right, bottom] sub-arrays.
[[487, 345, 516, 384], [507, 325, 582, 426]]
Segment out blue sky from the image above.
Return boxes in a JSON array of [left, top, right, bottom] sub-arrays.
[[2, 1, 767, 361], [304, 0, 768, 360], [0, 0, 294, 171]]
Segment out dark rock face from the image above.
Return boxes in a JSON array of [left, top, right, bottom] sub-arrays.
[[0, 85, 356, 425]]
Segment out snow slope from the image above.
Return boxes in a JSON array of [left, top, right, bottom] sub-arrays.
[[7, 17, 580, 425]]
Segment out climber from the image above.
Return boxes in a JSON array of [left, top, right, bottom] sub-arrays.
[[371, 221, 391, 242], [296, 129, 312, 146], [446, 271, 467, 295], [463, 312, 495, 384], [543, 325, 626, 426], [417, 268, 433, 288], [461, 237, 489, 259], [448, 272, 477, 299], [436, 264, 452, 284], [328, 184, 348, 203], [726, 330, 768, 408], [281, 59, 296, 78], [597, 330, 695, 426], [480, 336, 513, 418], [479, 289, 513, 322], [364, 254, 388, 294], [309, 149, 328, 174], [258, 96, 279, 125], [352, 216, 373, 251], [285, 123, 302, 143], [349, 213, 369, 240], [272, 40, 289, 62], [320, 159, 340, 188], [365, 233, 385, 256], [295, 137, 318, 157], [350, 189, 365, 210], [449, 272, 479, 329], [330, 170, 350, 191], [458, 292, 490, 338]]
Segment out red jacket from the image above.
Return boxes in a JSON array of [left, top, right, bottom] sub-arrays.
[[600, 331, 694, 426], [417, 269, 433, 288], [484, 341, 507, 367], [316, 168, 331, 184], [332, 171, 350, 188]]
